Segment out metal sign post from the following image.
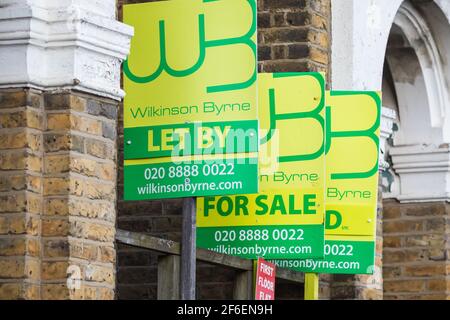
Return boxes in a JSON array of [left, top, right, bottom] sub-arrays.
[[180, 197, 196, 300]]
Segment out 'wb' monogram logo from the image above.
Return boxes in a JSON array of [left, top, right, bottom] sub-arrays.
[[124, 0, 257, 93], [259, 74, 381, 180]]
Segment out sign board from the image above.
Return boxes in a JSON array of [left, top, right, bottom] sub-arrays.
[[197, 73, 326, 259], [123, 0, 259, 200], [254, 258, 276, 300], [272, 91, 381, 274]]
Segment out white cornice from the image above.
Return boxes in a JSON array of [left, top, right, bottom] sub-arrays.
[[389, 144, 450, 203], [0, 0, 134, 100]]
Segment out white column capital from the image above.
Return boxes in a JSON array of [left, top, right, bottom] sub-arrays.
[[389, 144, 450, 203], [0, 0, 134, 100]]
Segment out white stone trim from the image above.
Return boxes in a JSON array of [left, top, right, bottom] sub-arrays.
[[380, 107, 397, 170], [395, 3, 450, 130], [331, 0, 403, 91], [389, 144, 450, 202], [380, 107, 401, 200], [0, 0, 134, 100]]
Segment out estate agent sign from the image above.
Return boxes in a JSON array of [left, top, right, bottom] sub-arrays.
[[123, 0, 259, 200], [197, 73, 326, 260], [273, 91, 382, 274], [122, 0, 382, 280]]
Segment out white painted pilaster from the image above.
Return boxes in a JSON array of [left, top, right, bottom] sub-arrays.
[[380, 107, 396, 170], [0, 0, 134, 100], [331, 0, 403, 91]]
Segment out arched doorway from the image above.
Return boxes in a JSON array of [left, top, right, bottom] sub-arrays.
[[382, 0, 450, 300]]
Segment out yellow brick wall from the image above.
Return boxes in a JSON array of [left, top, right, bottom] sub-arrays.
[[0, 89, 119, 300], [383, 200, 449, 300], [0, 89, 44, 299]]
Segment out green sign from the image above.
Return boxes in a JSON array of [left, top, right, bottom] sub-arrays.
[[272, 240, 375, 274], [124, 157, 258, 200], [197, 73, 326, 260], [123, 0, 259, 200]]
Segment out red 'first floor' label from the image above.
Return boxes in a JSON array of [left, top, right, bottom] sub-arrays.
[[255, 258, 276, 300]]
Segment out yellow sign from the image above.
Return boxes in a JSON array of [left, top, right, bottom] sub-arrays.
[[123, 0, 259, 200], [197, 73, 326, 259], [325, 91, 381, 237], [123, 0, 257, 128], [272, 91, 381, 275]]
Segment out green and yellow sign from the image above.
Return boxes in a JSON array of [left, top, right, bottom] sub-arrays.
[[272, 91, 381, 274], [197, 73, 326, 260], [123, 0, 259, 200], [122, 0, 380, 274]]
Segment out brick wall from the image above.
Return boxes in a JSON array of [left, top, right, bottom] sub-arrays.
[[0, 89, 119, 299], [258, 0, 330, 75], [116, 0, 331, 300], [383, 200, 449, 300], [41, 91, 118, 299], [0, 89, 43, 299]]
